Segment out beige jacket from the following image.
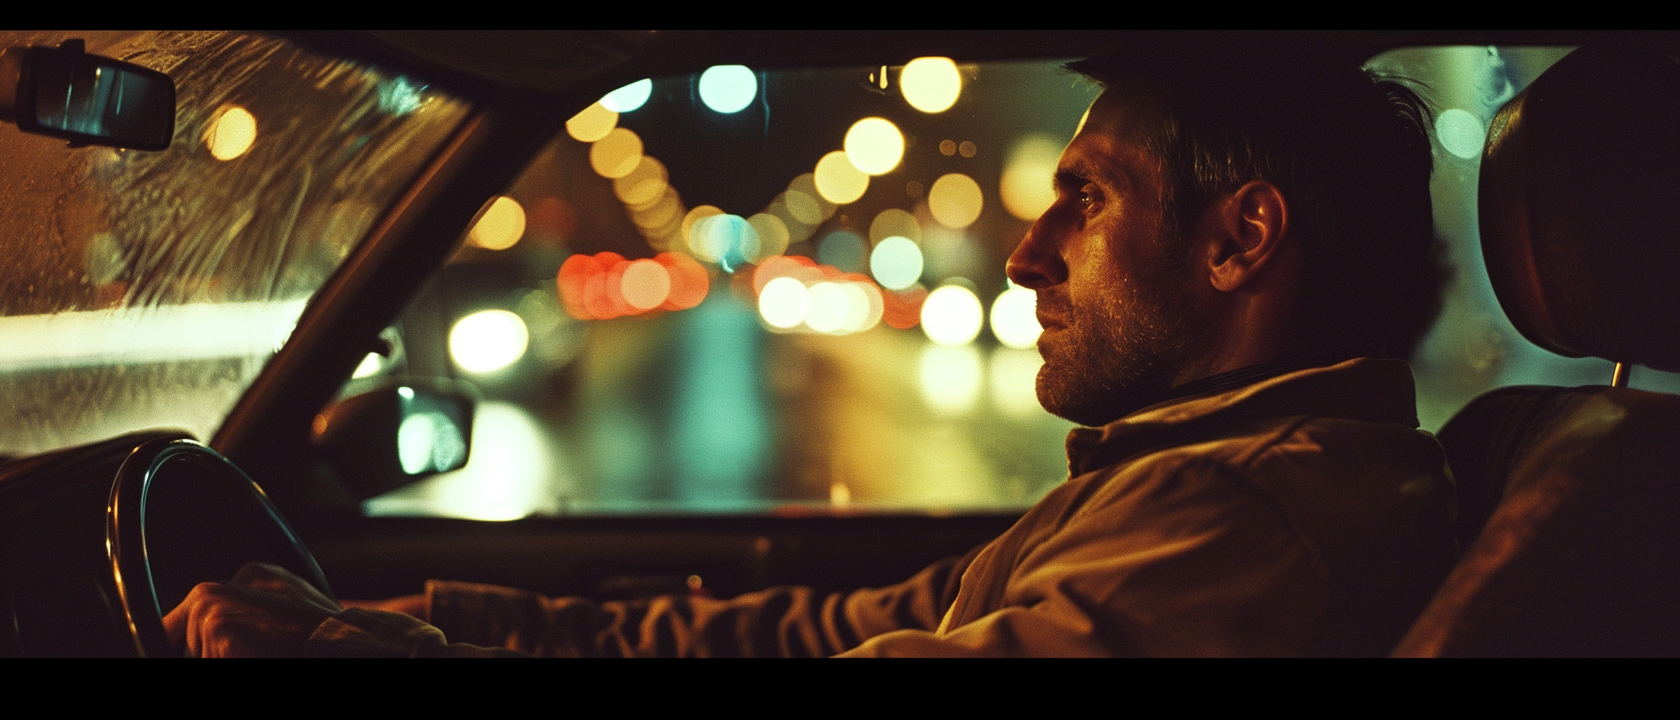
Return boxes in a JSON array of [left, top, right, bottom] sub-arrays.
[[311, 358, 1455, 656]]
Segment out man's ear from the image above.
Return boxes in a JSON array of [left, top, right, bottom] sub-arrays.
[[1204, 180, 1289, 293]]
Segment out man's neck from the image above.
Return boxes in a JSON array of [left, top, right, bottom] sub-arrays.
[[1156, 359, 1321, 407]]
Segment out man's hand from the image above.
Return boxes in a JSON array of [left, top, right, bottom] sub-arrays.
[[163, 562, 342, 657]]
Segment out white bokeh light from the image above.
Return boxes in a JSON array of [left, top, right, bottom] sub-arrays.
[[989, 284, 1041, 349], [805, 282, 850, 333], [921, 284, 983, 347], [759, 276, 810, 329], [900, 57, 961, 113], [838, 282, 877, 334], [449, 309, 529, 373]]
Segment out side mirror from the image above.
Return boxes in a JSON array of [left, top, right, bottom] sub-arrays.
[[0, 39, 175, 151], [311, 381, 477, 501]]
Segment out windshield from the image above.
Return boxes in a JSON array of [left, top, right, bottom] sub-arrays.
[[365, 61, 1095, 518], [0, 31, 469, 457]]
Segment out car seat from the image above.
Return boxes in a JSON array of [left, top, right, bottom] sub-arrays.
[[1392, 44, 1680, 656]]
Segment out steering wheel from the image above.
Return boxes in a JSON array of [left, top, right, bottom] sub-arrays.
[[106, 438, 334, 658]]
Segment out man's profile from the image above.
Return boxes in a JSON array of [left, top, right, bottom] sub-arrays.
[[166, 49, 1457, 657]]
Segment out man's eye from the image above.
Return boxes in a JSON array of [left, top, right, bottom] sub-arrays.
[[1078, 186, 1101, 213]]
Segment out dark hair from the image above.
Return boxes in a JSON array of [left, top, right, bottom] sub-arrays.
[[1067, 51, 1445, 361]]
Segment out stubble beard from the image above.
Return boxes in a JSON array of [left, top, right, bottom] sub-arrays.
[[1034, 255, 1209, 427]]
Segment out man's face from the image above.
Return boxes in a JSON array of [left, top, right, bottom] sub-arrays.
[[1005, 90, 1211, 427]]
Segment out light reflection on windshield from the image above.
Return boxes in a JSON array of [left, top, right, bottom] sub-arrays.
[[0, 300, 306, 371]]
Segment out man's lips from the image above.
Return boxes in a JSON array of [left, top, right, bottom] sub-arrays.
[[1033, 291, 1068, 333], [1035, 303, 1068, 331], [1032, 288, 1066, 317]]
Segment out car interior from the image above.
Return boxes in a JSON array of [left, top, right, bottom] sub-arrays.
[[1393, 43, 1680, 656], [0, 31, 1676, 656]]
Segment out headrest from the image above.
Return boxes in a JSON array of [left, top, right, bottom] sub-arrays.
[[1479, 45, 1680, 372]]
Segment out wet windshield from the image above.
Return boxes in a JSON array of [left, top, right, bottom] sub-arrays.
[[0, 31, 468, 457]]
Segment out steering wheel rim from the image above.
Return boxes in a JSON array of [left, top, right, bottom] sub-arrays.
[[106, 438, 333, 658]]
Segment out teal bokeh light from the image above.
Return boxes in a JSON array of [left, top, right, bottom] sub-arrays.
[[818, 230, 866, 274], [697, 213, 758, 271], [870, 235, 924, 290], [1436, 108, 1486, 160], [377, 76, 426, 115], [601, 79, 652, 113], [698, 65, 757, 114]]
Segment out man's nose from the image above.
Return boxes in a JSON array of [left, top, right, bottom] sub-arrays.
[[1006, 218, 1065, 290]]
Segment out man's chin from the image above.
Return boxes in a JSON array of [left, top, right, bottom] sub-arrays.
[[1036, 373, 1121, 427], [1035, 367, 1169, 427], [1039, 400, 1124, 428]]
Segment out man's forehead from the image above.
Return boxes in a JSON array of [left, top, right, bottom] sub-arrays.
[[1079, 85, 1169, 140], [1059, 88, 1166, 186]]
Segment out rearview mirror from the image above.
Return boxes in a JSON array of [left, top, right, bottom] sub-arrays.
[[311, 381, 477, 501], [0, 39, 174, 150]]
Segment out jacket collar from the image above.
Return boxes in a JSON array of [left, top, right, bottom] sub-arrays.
[[1064, 358, 1420, 477]]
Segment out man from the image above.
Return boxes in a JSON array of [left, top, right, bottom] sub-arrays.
[[166, 49, 1456, 657]]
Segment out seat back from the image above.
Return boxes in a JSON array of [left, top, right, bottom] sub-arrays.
[[1395, 44, 1680, 657], [1398, 387, 1680, 655]]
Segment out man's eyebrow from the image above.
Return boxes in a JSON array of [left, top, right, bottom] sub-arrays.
[[1053, 170, 1088, 190], [1054, 157, 1127, 193]]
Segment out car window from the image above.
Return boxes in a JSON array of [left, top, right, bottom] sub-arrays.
[[0, 31, 470, 457], [361, 47, 1680, 520], [1362, 46, 1680, 422], [359, 60, 1093, 519]]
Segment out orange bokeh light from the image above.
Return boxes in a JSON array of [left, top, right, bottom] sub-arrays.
[[882, 285, 928, 329], [620, 258, 671, 311], [657, 252, 710, 310], [559, 251, 711, 320], [559, 254, 603, 320]]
